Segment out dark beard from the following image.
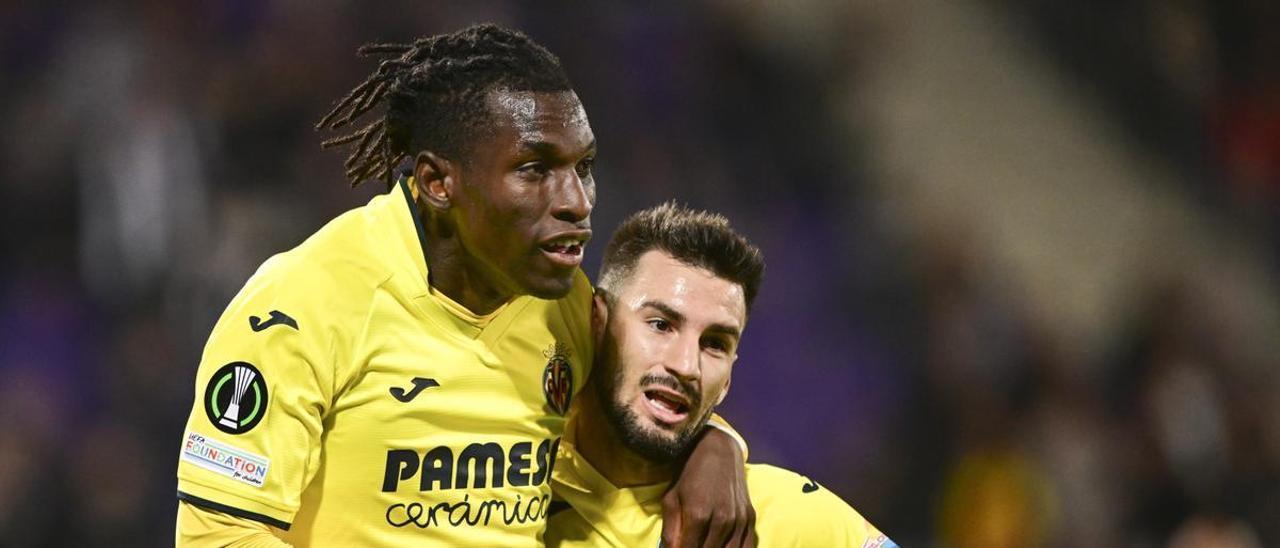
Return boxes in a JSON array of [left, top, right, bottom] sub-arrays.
[[604, 398, 702, 462], [594, 363, 712, 463]]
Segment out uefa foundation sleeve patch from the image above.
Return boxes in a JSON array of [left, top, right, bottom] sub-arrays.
[[181, 431, 271, 487]]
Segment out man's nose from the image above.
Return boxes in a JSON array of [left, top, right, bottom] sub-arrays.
[[550, 171, 592, 224], [664, 334, 701, 384]]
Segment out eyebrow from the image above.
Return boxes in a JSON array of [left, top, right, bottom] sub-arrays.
[[639, 300, 741, 340], [516, 139, 596, 158]]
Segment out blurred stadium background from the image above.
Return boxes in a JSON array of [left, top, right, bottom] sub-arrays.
[[2, 1, 1278, 546]]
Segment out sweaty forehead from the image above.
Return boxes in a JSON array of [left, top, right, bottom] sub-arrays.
[[622, 251, 747, 328], [487, 89, 590, 141]]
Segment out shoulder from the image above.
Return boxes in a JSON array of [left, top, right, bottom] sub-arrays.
[[746, 464, 895, 548], [272, 205, 394, 291], [207, 203, 399, 358], [239, 205, 393, 311], [746, 464, 845, 514]]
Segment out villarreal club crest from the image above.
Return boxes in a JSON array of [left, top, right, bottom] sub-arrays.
[[542, 342, 573, 415]]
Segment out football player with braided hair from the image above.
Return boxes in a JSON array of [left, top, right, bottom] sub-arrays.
[[175, 24, 753, 547]]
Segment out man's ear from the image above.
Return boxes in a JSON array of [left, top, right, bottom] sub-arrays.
[[716, 375, 731, 406], [414, 151, 456, 211], [590, 290, 609, 349]]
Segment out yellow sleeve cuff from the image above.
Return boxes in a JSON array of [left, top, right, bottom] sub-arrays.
[[706, 413, 749, 461], [177, 477, 295, 530], [176, 500, 292, 547]]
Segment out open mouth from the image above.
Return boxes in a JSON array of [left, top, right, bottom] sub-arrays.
[[642, 388, 691, 426], [541, 241, 583, 256], [539, 234, 588, 267]]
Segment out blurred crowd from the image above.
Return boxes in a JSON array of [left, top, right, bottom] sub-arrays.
[[1, 1, 1277, 547], [1019, 0, 1280, 242]]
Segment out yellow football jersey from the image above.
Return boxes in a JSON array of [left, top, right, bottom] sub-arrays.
[[176, 179, 594, 546], [547, 430, 895, 548]]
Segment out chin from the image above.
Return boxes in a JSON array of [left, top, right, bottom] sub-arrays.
[[639, 420, 684, 441], [615, 408, 696, 463], [626, 425, 690, 463], [522, 275, 575, 300]]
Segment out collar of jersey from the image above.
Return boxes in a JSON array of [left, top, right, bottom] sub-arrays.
[[428, 284, 505, 330], [393, 176, 527, 344]]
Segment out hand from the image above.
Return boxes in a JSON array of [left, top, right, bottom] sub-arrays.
[[661, 427, 757, 548]]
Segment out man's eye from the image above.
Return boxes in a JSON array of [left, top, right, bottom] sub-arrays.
[[647, 318, 671, 332], [575, 158, 594, 178], [519, 163, 549, 177], [703, 338, 729, 354]]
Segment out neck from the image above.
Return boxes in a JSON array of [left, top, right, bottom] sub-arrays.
[[418, 208, 512, 316], [573, 382, 677, 488]]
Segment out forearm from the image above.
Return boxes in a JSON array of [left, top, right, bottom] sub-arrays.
[[176, 501, 292, 548], [663, 416, 756, 547]]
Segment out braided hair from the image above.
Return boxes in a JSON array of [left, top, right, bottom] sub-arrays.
[[317, 24, 573, 188]]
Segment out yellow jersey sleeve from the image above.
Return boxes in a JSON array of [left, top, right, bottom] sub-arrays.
[[547, 438, 896, 548], [176, 501, 291, 547], [176, 250, 368, 529], [746, 464, 896, 548], [704, 413, 748, 461]]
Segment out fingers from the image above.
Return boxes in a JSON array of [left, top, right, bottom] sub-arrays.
[[698, 506, 733, 548], [718, 492, 755, 548], [720, 467, 755, 548], [665, 493, 754, 548], [678, 501, 712, 548], [739, 505, 758, 548], [661, 491, 684, 548], [725, 518, 749, 548]]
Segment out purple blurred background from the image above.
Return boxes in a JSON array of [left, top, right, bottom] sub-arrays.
[[2, 1, 1279, 546]]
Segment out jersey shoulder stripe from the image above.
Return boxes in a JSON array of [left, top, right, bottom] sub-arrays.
[[178, 490, 292, 530]]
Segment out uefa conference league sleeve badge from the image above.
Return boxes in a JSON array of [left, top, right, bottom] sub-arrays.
[[181, 361, 272, 488], [204, 361, 269, 435]]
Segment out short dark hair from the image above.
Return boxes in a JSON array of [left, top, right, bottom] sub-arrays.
[[317, 23, 574, 188], [598, 202, 765, 311]]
